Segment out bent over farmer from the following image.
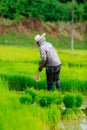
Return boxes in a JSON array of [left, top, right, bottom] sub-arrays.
[[34, 33, 62, 91]]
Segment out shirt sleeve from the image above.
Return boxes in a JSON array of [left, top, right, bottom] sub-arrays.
[[40, 48, 47, 67]]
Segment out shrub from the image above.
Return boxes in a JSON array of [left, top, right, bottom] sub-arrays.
[[0, 0, 86, 21], [83, 3, 87, 20]]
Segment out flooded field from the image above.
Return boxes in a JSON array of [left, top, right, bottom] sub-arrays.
[[60, 118, 87, 130]]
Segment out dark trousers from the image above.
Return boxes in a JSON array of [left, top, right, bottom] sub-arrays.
[[46, 65, 61, 91]]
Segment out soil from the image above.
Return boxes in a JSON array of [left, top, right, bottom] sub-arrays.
[[0, 18, 87, 40]]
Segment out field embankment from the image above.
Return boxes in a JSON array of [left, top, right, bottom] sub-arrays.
[[0, 18, 87, 49]]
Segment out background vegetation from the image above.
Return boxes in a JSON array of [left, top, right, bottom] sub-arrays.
[[0, 0, 87, 21]]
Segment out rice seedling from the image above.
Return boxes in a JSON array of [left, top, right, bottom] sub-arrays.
[[63, 93, 76, 108], [75, 94, 83, 107], [84, 107, 87, 116], [22, 88, 63, 107]]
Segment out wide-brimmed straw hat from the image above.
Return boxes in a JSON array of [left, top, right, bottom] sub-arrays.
[[34, 33, 46, 44]]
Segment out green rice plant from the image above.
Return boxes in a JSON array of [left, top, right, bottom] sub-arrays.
[[25, 88, 37, 103], [84, 107, 87, 116], [61, 79, 79, 92], [32, 90, 55, 107], [47, 105, 61, 130], [72, 94, 86, 119], [61, 78, 87, 94], [0, 45, 40, 62], [0, 73, 46, 90], [51, 91, 63, 105], [0, 79, 61, 130], [27, 104, 61, 130], [0, 46, 87, 94], [75, 94, 83, 107], [1, 68, 87, 94], [0, 78, 8, 91], [62, 93, 86, 120], [19, 95, 33, 105], [63, 93, 75, 108], [0, 106, 46, 130], [59, 50, 87, 67], [25, 88, 63, 107], [37, 90, 63, 107], [38, 94, 54, 107]]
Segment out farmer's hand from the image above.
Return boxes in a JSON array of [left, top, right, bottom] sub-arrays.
[[38, 65, 42, 72]]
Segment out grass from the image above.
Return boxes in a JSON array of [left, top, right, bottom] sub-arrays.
[[0, 31, 87, 49]]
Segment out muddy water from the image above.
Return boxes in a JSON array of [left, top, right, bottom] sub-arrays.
[[81, 97, 87, 110], [60, 97, 87, 130], [60, 118, 87, 130]]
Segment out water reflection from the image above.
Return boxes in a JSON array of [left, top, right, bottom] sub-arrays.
[[60, 118, 87, 130], [80, 118, 87, 130]]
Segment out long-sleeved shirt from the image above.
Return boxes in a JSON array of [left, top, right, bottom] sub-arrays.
[[39, 41, 61, 67]]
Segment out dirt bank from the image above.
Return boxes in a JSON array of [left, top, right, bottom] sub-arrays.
[[0, 18, 87, 40]]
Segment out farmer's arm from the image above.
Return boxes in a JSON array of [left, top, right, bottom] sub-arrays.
[[39, 48, 47, 71]]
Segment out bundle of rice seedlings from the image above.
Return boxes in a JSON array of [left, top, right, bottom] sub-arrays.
[[33, 71, 41, 81], [73, 107, 86, 118], [63, 93, 75, 108], [62, 108, 77, 120], [33, 75, 41, 81]]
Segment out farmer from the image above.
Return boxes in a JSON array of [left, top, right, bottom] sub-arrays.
[[34, 33, 61, 91]]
